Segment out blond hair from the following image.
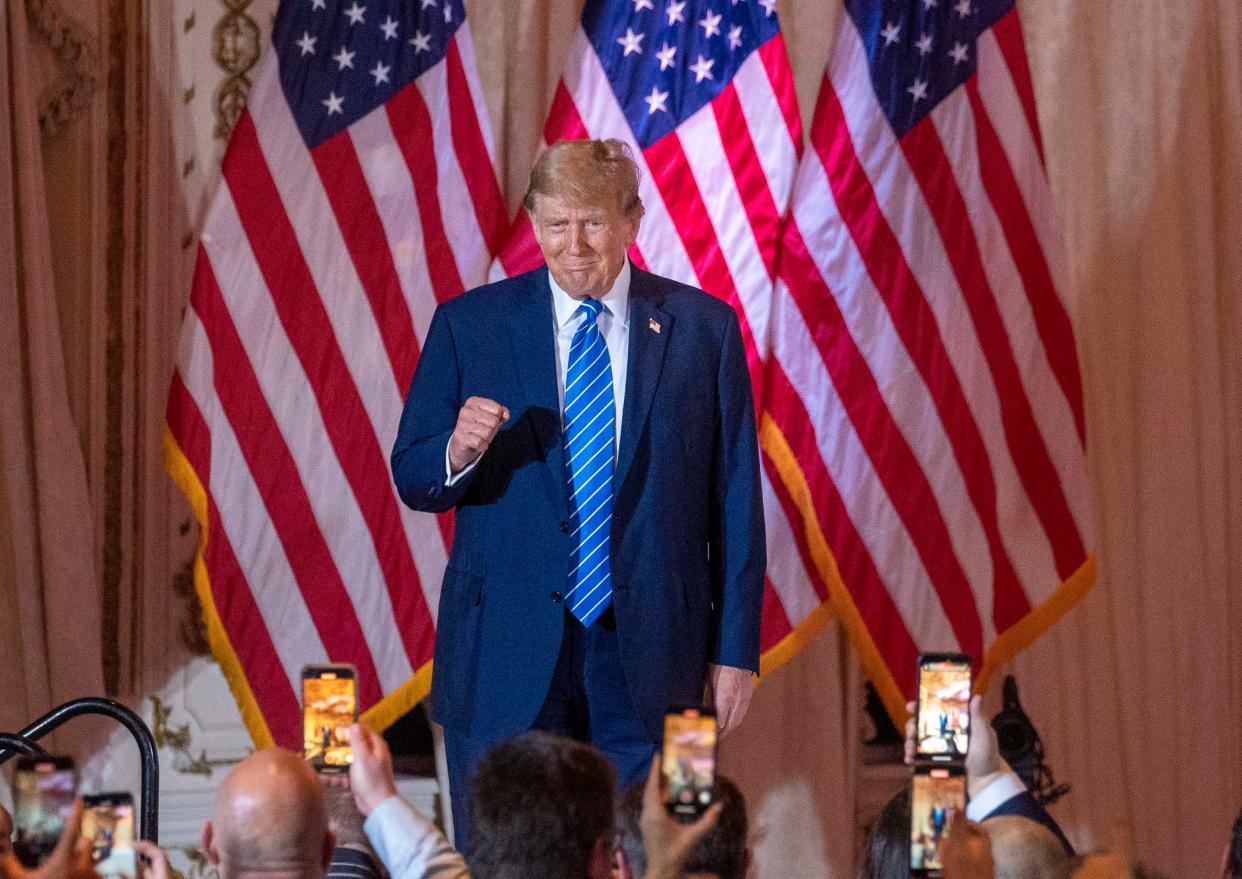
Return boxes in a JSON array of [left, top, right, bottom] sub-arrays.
[[524, 138, 644, 217]]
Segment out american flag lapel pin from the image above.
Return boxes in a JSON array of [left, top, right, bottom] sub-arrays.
[[648, 317, 661, 334]]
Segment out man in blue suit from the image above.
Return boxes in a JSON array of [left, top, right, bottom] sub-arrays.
[[391, 139, 765, 849]]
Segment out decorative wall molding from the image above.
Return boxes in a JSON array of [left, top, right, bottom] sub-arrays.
[[211, 0, 261, 143], [24, 0, 99, 137]]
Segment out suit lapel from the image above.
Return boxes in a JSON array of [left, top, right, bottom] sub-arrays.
[[507, 269, 570, 521], [615, 270, 670, 493]]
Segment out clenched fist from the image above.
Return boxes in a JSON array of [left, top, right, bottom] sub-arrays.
[[448, 396, 510, 474]]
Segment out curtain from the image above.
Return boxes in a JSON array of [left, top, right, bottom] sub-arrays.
[[0, 0, 106, 745]]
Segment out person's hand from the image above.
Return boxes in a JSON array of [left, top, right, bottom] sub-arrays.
[[132, 841, 169, 879], [939, 812, 995, 879], [637, 758, 721, 879], [348, 722, 399, 817], [904, 695, 1011, 800], [0, 800, 93, 879], [448, 397, 509, 473], [703, 664, 753, 737]]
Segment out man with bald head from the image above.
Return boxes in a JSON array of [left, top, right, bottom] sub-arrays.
[[393, 138, 765, 848], [201, 749, 334, 879], [984, 816, 1070, 879]]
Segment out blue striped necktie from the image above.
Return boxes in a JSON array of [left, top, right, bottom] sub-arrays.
[[563, 298, 614, 627]]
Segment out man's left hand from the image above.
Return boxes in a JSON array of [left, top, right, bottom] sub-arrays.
[[704, 664, 753, 737]]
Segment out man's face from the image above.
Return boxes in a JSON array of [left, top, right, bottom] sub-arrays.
[[531, 193, 640, 299]]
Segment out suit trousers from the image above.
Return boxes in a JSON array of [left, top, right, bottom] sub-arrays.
[[443, 608, 658, 854]]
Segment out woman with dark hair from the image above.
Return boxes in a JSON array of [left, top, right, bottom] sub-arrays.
[[857, 789, 912, 879]]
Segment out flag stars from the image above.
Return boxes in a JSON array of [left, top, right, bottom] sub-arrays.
[[309, 0, 326, 9], [370, 60, 391, 85], [907, 78, 929, 103], [633, 0, 654, 10], [699, 9, 722, 39], [343, 2, 365, 25], [656, 42, 677, 70], [955, 0, 972, 17], [728, 24, 743, 49], [322, 91, 344, 115], [880, 21, 901, 46], [689, 53, 715, 82], [617, 27, 645, 56], [295, 31, 317, 55], [644, 84, 669, 114], [922, 0, 937, 7], [666, 1, 686, 25], [758, 0, 776, 17], [420, 0, 436, 8], [333, 46, 356, 69], [915, 33, 933, 55], [380, 15, 399, 40], [409, 30, 431, 52], [949, 41, 969, 64], [444, 4, 452, 22]]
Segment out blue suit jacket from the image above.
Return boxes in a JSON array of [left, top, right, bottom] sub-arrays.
[[391, 266, 766, 740]]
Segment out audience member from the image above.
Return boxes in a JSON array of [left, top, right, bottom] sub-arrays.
[[0, 805, 11, 859], [614, 774, 748, 879], [905, 696, 1072, 853], [347, 722, 467, 879], [983, 816, 1067, 879], [855, 788, 910, 879], [940, 814, 995, 879], [1225, 806, 1242, 879], [467, 732, 616, 879], [200, 749, 335, 879], [0, 800, 92, 879]]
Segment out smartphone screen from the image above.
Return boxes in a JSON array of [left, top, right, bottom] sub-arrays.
[[12, 757, 76, 867], [910, 769, 967, 875], [82, 793, 136, 879], [302, 664, 357, 772], [662, 707, 717, 820], [916, 653, 972, 762]]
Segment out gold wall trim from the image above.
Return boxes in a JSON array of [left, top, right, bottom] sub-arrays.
[[24, 0, 98, 137], [212, 0, 260, 143]]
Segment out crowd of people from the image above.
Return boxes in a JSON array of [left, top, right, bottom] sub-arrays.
[[0, 709, 1238, 879]]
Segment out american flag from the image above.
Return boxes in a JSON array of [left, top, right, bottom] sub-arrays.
[[772, 0, 1094, 720], [164, 0, 505, 747], [494, 1, 837, 675]]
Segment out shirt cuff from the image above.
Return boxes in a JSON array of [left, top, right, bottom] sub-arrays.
[[965, 771, 1027, 822], [363, 795, 446, 868], [444, 442, 480, 487]]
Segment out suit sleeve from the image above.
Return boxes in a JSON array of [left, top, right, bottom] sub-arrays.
[[391, 305, 480, 513], [707, 310, 766, 671], [967, 773, 1074, 854]]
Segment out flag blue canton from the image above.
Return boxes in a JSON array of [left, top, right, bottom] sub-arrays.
[[845, 0, 1011, 138], [273, 0, 466, 148], [583, 0, 782, 150]]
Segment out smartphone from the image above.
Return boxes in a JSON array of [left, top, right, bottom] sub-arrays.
[[910, 767, 967, 876], [662, 706, 717, 821], [12, 755, 76, 867], [82, 793, 136, 879], [302, 663, 358, 773], [915, 652, 972, 763]]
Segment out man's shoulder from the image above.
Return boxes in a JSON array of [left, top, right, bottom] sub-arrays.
[[438, 268, 544, 320], [632, 268, 735, 325]]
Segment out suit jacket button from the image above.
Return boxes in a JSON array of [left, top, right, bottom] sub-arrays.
[[550, 591, 563, 603], [559, 521, 569, 533]]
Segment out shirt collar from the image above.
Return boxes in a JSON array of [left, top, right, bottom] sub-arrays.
[[549, 259, 632, 331]]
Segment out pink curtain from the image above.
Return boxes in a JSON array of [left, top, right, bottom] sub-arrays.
[[0, 0, 105, 743]]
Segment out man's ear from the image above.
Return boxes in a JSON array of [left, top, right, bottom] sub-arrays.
[[588, 836, 613, 879], [320, 829, 336, 871], [201, 822, 221, 865]]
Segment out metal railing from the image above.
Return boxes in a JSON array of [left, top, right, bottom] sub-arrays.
[[0, 698, 159, 842]]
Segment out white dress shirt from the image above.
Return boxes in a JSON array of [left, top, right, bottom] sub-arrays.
[[549, 258, 630, 455], [445, 261, 632, 483], [364, 795, 470, 879]]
